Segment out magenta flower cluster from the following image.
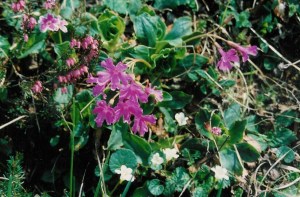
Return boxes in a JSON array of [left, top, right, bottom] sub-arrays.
[[32, 81, 43, 93], [70, 36, 99, 63], [11, 0, 25, 12], [56, 36, 100, 94], [216, 41, 258, 71], [43, 0, 56, 9], [39, 14, 68, 33], [87, 58, 163, 136], [21, 14, 37, 42]]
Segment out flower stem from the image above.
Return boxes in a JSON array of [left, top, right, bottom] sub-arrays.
[[58, 31, 63, 44], [110, 181, 121, 196]]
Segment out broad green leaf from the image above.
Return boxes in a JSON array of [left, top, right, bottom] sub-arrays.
[[236, 143, 260, 162], [228, 120, 247, 144], [80, 12, 100, 35], [54, 41, 71, 57], [150, 135, 186, 151], [276, 146, 295, 163], [147, 179, 164, 196], [224, 103, 241, 128], [246, 115, 259, 133], [133, 13, 166, 47], [107, 124, 124, 151], [0, 36, 10, 58], [275, 110, 298, 128], [18, 33, 46, 59], [220, 147, 243, 175], [60, 0, 80, 19], [53, 85, 73, 104], [165, 16, 193, 41], [154, 0, 190, 9], [122, 131, 152, 165], [158, 91, 192, 109], [98, 10, 125, 47], [104, 0, 142, 15], [194, 110, 213, 139], [133, 13, 156, 47], [132, 185, 152, 197], [268, 127, 297, 147], [109, 148, 137, 173]]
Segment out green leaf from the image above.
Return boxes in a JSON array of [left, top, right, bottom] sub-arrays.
[[0, 36, 10, 58], [133, 13, 166, 47], [60, 0, 80, 19], [228, 120, 247, 144], [133, 13, 156, 47], [246, 115, 259, 133], [275, 110, 298, 128], [18, 33, 46, 59], [276, 146, 295, 163], [219, 80, 236, 88], [195, 111, 213, 139], [132, 185, 152, 197], [54, 41, 71, 57], [154, 0, 190, 9], [236, 143, 260, 162], [163, 167, 190, 195], [0, 88, 8, 102], [224, 103, 241, 128], [147, 179, 164, 196], [235, 11, 251, 28], [104, 0, 142, 15], [50, 135, 60, 147], [109, 148, 137, 173], [269, 127, 297, 147], [158, 91, 192, 109], [107, 124, 124, 151], [220, 147, 243, 175], [165, 16, 193, 41], [122, 131, 152, 165], [98, 10, 125, 47], [53, 85, 74, 104]]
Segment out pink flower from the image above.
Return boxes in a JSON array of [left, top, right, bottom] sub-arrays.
[[114, 100, 143, 123], [11, 0, 25, 12], [66, 58, 75, 67], [217, 48, 239, 71], [132, 114, 156, 136], [119, 82, 148, 103], [28, 17, 37, 29], [21, 15, 36, 30], [227, 41, 258, 62], [93, 101, 115, 126], [145, 84, 163, 102], [23, 34, 28, 42], [96, 58, 131, 90], [57, 17, 68, 33], [39, 14, 59, 32], [211, 127, 222, 135], [61, 87, 68, 94], [39, 14, 68, 33], [86, 75, 106, 96], [31, 80, 43, 93], [43, 0, 56, 9], [70, 39, 81, 48]]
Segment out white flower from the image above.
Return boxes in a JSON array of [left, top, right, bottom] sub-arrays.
[[115, 165, 135, 182], [151, 153, 164, 166], [175, 112, 188, 126], [163, 148, 179, 161], [211, 165, 229, 180]]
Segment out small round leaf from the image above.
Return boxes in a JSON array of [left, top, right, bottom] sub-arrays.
[[109, 148, 137, 173]]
